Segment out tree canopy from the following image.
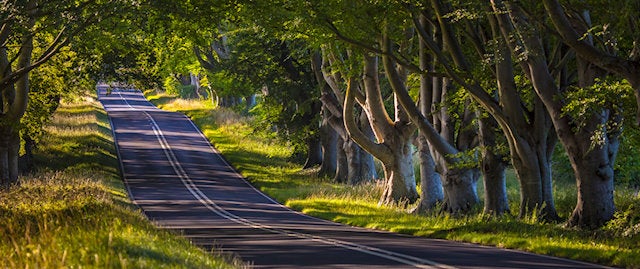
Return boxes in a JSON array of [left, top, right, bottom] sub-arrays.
[[4, 0, 640, 229]]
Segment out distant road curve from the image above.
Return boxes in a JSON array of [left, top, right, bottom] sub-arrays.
[[99, 87, 613, 269]]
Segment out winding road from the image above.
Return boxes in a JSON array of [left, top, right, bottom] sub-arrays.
[[99, 87, 611, 269]]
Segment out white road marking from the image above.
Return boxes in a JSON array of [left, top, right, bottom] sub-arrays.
[[112, 90, 457, 269]]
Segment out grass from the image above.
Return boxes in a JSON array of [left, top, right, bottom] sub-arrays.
[[147, 92, 640, 268], [0, 94, 244, 268]]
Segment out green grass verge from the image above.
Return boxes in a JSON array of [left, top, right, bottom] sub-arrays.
[[0, 94, 243, 268], [148, 92, 640, 268]]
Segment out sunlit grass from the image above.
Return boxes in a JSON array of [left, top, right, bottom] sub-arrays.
[[0, 94, 244, 268], [149, 93, 640, 268]]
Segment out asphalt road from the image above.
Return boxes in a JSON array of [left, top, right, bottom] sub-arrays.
[[99, 87, 612, 269]]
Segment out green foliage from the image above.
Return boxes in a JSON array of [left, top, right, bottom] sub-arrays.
[[551, 144, 575, 183], [163, 76, 181, 96], [605, 194, 640, 238], [615, 127, 640, 186], [162, 76, 200, 99], [559, 78, 640, 186], [562, 78, 633, 135]]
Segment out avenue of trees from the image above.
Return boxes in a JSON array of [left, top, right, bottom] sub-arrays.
[[2, 0, 639, 229]]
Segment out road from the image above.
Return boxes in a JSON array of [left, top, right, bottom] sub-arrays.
[[99, 87, 611, 269]]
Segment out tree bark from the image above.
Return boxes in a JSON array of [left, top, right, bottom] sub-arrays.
[[413, 134, 443, 213], [343, 54, 418, 204], [0, 7, 34, 187], [356, 109, 378, 182], [313, 51, 378, 183], [318, 111, 338, 178], [382, 34, 477, 211], [413, 26, 444, 213], [440, 166, 478, 212], [380, 140, 419, 205], [565, 53, 618, 228], [542, 0, 640, 124], [334, 136, 348, 183], [493, 0, 618, 226], [478, 116, 509, 215], [303, 136, 323, 169], [565, 114, 617, 228]]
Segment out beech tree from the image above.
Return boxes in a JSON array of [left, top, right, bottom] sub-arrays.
[[0, 0, 133, 187], [543, 0, 640, 123], [490, 0, 628, 227], [312, 49, 378, 184], [118, 0, 634, 228], [386, 1, 560, 218], [341, 53, 419, 204]]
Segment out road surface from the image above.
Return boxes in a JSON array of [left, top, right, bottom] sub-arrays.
[[99, 87, 612, 269]]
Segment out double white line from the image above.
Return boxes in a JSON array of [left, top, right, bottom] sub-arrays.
[[115, 90, 456, 269]]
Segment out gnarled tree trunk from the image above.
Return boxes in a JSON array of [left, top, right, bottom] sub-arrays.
[[343, 54, 418, 205], [493, 0, 619, 227], [380, 140, 418, 205], [566, 117, 617, 228]]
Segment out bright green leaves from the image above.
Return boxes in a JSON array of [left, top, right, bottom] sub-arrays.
[[562, 78, 634, 131]]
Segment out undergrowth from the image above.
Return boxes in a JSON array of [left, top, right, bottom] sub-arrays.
[[147, 92, 640, 268], [0, 93, 243, 268]]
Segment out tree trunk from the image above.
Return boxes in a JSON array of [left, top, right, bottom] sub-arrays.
[[303, 136, 323, 169], [357, 110, 378, 182], [245, 94, 257, 110], [413, 134, 443, 213], [478, 116, 509, 215], [441, 166, 478, 213], [380, 141, 419, 205], [190, 73, 201, 99], [342, 54, 417, 205], [334, 136, 348, 183], [566, 54, 617, 228], [20, 133, 35, 172], [0, 134, 9, 188], [319, 114, 338, 178], [358, 145, 377, 182], [414, 33, 443, 212], [566, 136, 616, 228], [511, 145, 560, 220], [0, 128, 19, 188], [343, 137, 377, 185], [344, 139, 362, 184], [9, 131, 19, 182], [481, 154, 507, 215]]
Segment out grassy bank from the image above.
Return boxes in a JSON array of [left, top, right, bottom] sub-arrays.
[[0, 94, 243, 268], [147, 92, 640, 268]]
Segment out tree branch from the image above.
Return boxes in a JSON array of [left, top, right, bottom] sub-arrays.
[[382, 36, 459, 163], [344, 77, 392, 163]]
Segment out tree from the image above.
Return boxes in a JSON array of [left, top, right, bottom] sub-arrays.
[[543, 0, 640, 124], [389, 0, 560, 218], [343, 53, 419, 204], [491, 0, 625, 227], [0, 0, 133, 187], [312, 50, 378, 184], [22, 46, 92, 170]]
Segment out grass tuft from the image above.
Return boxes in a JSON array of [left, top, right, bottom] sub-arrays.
[[1, 93, 244, 268]]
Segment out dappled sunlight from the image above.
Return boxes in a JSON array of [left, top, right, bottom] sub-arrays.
[[146, 91, 639, 268]]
